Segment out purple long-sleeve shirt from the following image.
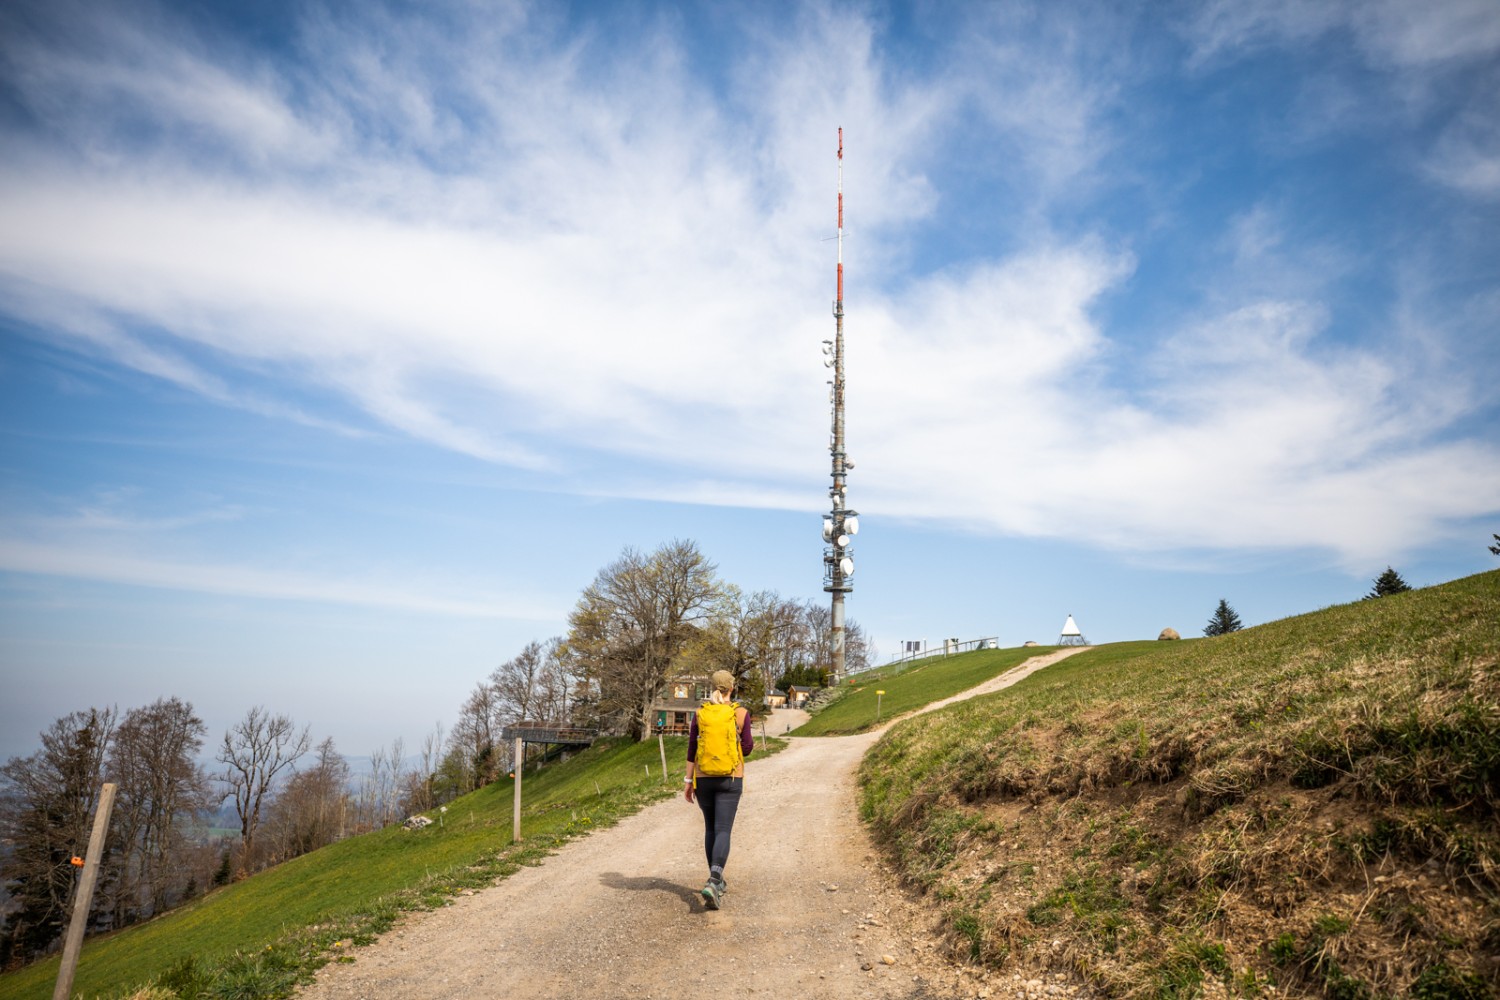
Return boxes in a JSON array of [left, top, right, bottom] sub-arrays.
[[686, 707, 755, 762]]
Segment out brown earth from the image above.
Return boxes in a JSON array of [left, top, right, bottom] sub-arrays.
[[297, 650, 1090, 1000]]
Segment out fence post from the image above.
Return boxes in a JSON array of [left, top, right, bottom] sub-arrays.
[[54, 783, 116, 1000], [512, 737, 523, 843], [657, 732, 668, 782]]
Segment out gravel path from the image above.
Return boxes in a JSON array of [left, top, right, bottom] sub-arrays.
[[298, 650, 1092, 1000]]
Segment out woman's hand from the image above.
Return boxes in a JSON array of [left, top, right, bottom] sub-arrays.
[[683, 782, 695, 804]]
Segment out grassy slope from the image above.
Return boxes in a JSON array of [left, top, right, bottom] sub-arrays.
[[861, 571, 1499, 999], [795, 646, 1063, 737], [1, 735, 783, 1000]]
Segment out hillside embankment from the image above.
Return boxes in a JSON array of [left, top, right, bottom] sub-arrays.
[[861, 570, 1500, 998]]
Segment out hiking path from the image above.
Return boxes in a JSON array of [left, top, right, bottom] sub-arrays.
[[298, 648, 1090, 1000]]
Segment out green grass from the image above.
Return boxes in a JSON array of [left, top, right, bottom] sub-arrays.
[[1, 735, 784, 1000], [793, 646, 1063, 736], [860, 570, 1500, 997]]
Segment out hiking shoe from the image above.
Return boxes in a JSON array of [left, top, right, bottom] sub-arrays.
[[713, 876, 727, 896], [701, 880, 721, 910]]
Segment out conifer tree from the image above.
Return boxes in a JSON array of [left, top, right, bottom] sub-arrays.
[[1489, 532, 1499, 556], [1203, 599, 1243, 636], [1367, 566, 1412, 598]]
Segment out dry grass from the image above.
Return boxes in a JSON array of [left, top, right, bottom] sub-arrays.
[[860, 570, 1499, 999]]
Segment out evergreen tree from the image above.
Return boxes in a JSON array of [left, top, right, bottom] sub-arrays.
[[1489, 533, 1499, 556], [1367, 566, 1412, 598], [1203, 599, 1243, 637]]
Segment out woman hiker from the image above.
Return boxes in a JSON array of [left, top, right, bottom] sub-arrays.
[[683, 669, 754, 910]]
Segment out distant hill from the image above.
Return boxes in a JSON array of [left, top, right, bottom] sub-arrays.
[[861, 570, 1498, 997]]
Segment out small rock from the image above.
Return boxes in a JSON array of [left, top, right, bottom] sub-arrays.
[[881, 954, 896, 965], [861, 962, 874, 971]]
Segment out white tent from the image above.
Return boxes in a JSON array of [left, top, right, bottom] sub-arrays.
[[1058, 614, 1088, 646]]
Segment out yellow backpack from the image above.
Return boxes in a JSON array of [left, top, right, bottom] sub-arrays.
[[695, 703, 744, 777]]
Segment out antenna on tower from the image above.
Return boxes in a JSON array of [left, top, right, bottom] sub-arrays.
[[822, 127, 857, 682]]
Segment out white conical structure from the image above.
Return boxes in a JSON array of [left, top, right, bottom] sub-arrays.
[[1058, 614, 1088, 646]]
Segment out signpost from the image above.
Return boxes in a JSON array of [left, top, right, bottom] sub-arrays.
[[512, 736, 523, 843], [875, 690, 885, 723], [54, 783, 116, 1000]]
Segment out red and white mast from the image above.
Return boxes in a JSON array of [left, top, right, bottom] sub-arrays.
[[822, 128, 857, 681]]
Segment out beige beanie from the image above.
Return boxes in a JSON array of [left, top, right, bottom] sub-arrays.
[[711, 670, 735, 694]]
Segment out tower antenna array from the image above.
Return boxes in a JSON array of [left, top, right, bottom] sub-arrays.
[[821, 127, 858, 682]]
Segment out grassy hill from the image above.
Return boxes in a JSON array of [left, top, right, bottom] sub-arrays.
[[795, 645, 1063, 736], [860, 570, 1499, 998], [1, 734, 782, 1000]]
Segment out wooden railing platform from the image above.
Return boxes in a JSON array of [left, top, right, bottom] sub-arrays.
[[499, 725, 597, 746]]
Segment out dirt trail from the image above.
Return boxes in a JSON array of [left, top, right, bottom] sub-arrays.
[[299, 649, 1089, 1000]]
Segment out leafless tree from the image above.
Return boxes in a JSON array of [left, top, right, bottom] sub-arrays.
[[447, 681, 503, 792], [106, 697, 210, 923], [216, 707, 309, 874], [798, 600, 870, 677], [263, 737, 349, 861], [490, 640, 545, 725], [399, 722, 444, 815], [567, 540, 723, 738], [357, 737, 404, 830], [535, 637, 576, 724], [0, 707, 116, 966]]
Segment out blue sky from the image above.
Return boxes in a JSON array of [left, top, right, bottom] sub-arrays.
[[2, 0, 1498, 761]]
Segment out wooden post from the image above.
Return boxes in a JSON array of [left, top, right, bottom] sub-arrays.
[[657, 732, 668, 782], [512, 737, 523, 843], [54, 783, 116, 1000]]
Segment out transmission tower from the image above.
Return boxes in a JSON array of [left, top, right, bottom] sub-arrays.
[[822, 127, 858, 682]]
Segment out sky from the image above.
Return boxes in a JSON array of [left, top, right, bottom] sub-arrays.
[[2, 0, 1498, 762]]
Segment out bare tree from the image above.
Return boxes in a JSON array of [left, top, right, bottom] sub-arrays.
[[0, 708, 116, 966], [216, 707, 309, 874], [263, 737, 349, 861], [400, 722, 444, 816], [797, 600, 869, 678], [107, 698, 210, 923], [491, 640, 545, 725], [358, 737, 404, 831], [534, 637, 575, 725], [447, 682, 503, 792], [567, 540, 723, 738]]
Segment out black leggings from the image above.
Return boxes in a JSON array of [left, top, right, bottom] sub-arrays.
[[695, 776, 742, 879]]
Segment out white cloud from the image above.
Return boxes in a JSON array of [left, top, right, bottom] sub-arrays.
[[0, 0, 1496, 580], [0, 535, 556, 620], [1350, 0, 1500, 68], [1183, 0, 1500, 69], [1425, 108, 1500, 199]]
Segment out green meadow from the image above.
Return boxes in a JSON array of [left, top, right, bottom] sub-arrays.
[[860, 570, 1499, 997], [793, 645, 1063, 736]]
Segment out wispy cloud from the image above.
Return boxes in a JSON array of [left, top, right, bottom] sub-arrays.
[[0, 535, 556, 620], [0, 0, 1496, 584]]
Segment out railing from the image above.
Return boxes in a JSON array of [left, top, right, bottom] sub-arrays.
[[499, 725, 598, 745], [875, 636, 1001, 669]]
